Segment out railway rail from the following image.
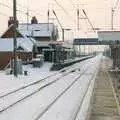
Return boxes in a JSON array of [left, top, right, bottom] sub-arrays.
[[0, 56, 100, 120], [36, 67, 98, 120], [0, 58, 94, 113], [34, 66, 95, 120], [0, 57, 90, 99]]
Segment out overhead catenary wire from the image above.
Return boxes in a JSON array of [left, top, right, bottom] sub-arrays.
[[52, 10, 66, 41], [0, 12, 9, 17], [0, 0, 93, 37], [0, 1, 44, 31], [114, 0, 119, 10], [0, 2, 33, 18], [68, 0, 92, 36], [52, 10, 63, 29], [0, 2, 12, 9], [0, 1, 44, 19], [0, 11, 26, 25], [110, 0, 120, 30], [15, 1, 43, 17], [53, 0, 76, 23], [82, 9, 96, 33], [0, 2, 54, 33], [69, 1, 84, 26], [69, 0, 77, 9], [7, 0, 43, 16]]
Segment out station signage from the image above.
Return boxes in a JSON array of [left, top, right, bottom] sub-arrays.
[[73, 38, 98, 45]]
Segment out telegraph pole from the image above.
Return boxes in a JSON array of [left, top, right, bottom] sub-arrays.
[[27, 0, 29, 31], [111, 8, 114, 30], [26, 8, 29, 31], [13, 0, 17, 77]]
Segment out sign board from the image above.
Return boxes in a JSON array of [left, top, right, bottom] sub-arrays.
[[98, 31, 120, 41], [73, 38, 98, 45]]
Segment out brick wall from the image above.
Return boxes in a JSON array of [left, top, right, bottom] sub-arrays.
[[0, 52, 32, 69]]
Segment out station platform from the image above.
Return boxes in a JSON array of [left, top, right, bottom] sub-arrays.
[[89, 57, 120, 120], [51, 56, 93, 70]]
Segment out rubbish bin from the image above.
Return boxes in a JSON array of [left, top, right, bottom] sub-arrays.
[[24, 71, 28, 76], [10, 69, 13, 75]]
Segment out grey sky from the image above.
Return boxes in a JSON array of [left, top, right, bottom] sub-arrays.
[[0, 0, 120, 39]]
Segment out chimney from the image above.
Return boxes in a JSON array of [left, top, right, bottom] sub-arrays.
[[8, 16, 19, 27], [31, 16, 38, 24], [8, 17, 14, 27]]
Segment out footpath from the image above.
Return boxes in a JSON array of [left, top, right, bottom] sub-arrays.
[[90, 57, 120, 120]]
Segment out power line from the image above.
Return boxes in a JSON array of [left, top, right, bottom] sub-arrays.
[[69, 0, 77, 9], [52, 10, 63, 29], [0, 11, 25, 24], [0, 2, 29, 16], [0, 1, 42, 19], [0, 2, 44, 34], [0, 11, 9, 17], [53, 0, 88, 36], [114, 0, 119, 10], [68, 0, 93, 35], [69, 1, 84, 17], [82, 9, 96, 33], [0, 2, 12, 9], [53, 0, 76, 23], [15, 1, 43, 17], [8, 0, 43, 16]]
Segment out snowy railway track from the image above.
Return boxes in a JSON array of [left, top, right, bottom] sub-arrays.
[[71, 73, 96, 120], [0, 60, 84, 99], [0, 59, 92, 113], [0, 56, 100, 120], [34, 68, 96, 120]]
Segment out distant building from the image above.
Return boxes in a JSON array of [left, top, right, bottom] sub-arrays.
[[98, 31, 120, 42], [98, 31, 120, 68], [0, 37, 34, 69], [2, 16, 58, 41], [0, 16, 73, 68]]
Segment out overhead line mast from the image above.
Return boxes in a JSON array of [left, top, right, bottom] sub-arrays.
[[82, 9, 96, 33], [52, 10, 64, 41], [53, 10, 71, 41], [77, 9, 80, 31], [111, 0, 119, 30], [53, 0, 76, 23]]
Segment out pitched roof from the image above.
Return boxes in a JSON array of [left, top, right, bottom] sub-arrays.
[[1, 24, 23, 38], [18, 23, 56, 37]]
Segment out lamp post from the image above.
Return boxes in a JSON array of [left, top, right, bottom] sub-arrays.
[[62, 28, 71, 42], [13, 0, 17, 77]]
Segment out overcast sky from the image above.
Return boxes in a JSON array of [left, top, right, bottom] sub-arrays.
[[0, 0, 120, 39]]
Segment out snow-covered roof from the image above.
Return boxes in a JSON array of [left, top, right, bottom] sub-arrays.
[[0, 37, 35, 52], [36, 41, 63, 47], [18, 23, 55, 37]]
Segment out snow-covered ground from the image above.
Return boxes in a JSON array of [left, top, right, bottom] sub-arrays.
[[0, 62, 56, 96], [0, 55, 101, 120]]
